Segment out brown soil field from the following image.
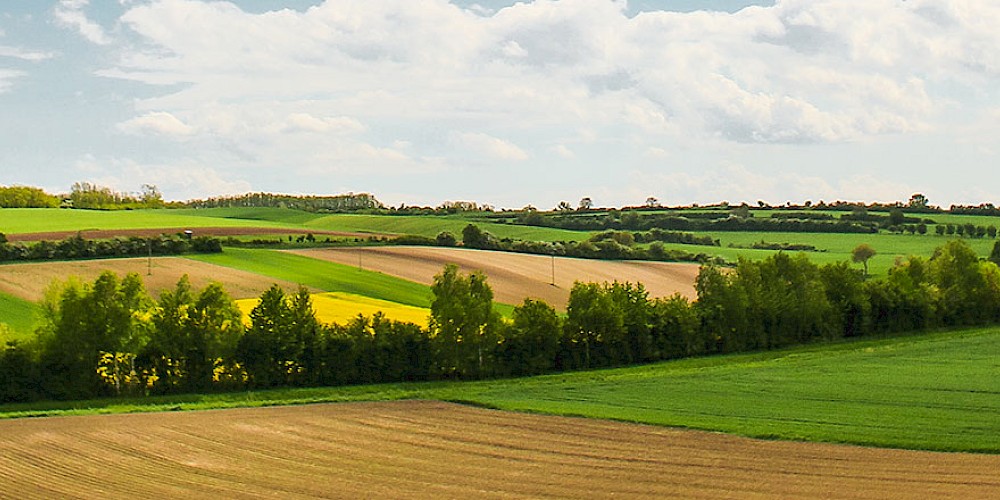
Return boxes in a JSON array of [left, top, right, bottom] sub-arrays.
[[290, 247, 700, 308], [0, 400, 997, 499], [7, 226, 386, 242], [0, 257, 305, 301]]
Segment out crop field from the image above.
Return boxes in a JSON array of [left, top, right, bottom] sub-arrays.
[[0, 257, 307, 303], [1, 401, 998, 499], [236, 292, 430, 327], [187, 248, 434, 308], [167, 208, 593, 242], [465, 328, 1000, 453], [290, 246, 701, 308]]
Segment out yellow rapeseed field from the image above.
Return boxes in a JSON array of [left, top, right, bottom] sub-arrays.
[[236, 292, 430, 327]]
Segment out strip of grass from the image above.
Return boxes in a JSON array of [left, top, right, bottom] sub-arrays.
[[3, 327, 998, 453], [187, 248, 434, 307], [0, 293, 40, 343], [0, 208, 297, 235]]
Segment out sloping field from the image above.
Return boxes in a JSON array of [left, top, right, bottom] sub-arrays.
[[0, 257, 305, 302], [6, 226, 382, 242], [290, 246, 700, 308], [0, 400, 996, 499]]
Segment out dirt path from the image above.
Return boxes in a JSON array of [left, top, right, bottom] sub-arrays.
[[0, 257, 306, 301], [5, 226, 388, 242], [0, 400, 996, 499], [290, 247, 700, 309]]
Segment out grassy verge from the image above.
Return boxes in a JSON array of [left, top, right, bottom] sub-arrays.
[[3, 327, 999, 453]]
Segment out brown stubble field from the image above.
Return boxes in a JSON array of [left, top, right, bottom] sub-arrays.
[[290, 247, 701, 308], [0, 257, 306, 301], [0, 400, 997, 499]]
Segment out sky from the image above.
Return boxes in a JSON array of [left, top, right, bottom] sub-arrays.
[[0, 0, 997, 209]]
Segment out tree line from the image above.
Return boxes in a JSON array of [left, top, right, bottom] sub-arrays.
[[0, 234, 222, 263], [3, 240, 1000, 403]]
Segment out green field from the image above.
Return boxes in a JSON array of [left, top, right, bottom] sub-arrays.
[[0, 293, 41, 343], [187, 248, 434, 308], [188, 248, 516, 316], [667, 231, 997, 276], [0, 208, 296, 235], [4, 327, 998, 453]]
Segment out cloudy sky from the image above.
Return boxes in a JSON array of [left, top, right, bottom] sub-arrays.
[[0, 1, 997, 208]]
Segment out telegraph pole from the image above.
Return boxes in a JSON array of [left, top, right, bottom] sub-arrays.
[[550, 254, 555, 286]]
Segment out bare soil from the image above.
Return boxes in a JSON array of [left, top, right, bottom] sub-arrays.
[[0, 400, 996, 499], [291, 246, 700, 308], [0, 257, 306, 301], [6, 227, 386, 242]]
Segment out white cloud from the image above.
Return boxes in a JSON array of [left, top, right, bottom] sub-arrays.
[[54, 0, 112, 45], [452, 132, 529, 161], [0, 69, 24, 93], [50, 0, 994, 206], [118, 112, 195, 137], [281, 113, 366, 135], [550, 144, 575, 159], [0, 46, 56, 61]]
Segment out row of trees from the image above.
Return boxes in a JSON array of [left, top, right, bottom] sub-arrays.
[[455, 224, 727, 265], [0, 185, 59, 208], [183, 192, 382, 212], [3, 240, 1000, 403], [0, 234, 222, 263]]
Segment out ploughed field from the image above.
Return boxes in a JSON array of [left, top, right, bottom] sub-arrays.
[[0, 257, 308, 302], [2, 400, 998, 499], [290, 246, 701, 308]]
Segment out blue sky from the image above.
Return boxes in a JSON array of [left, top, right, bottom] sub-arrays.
[[0, 1, 997, 209]]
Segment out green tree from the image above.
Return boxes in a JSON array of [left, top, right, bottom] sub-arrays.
[[38, 272, 152, 398], [852, 243, 876, 276], [429, 264, 498, 378], [564, 282, 624, 368], [990, 241, 1000, 267], [499, 299, 561, 376]]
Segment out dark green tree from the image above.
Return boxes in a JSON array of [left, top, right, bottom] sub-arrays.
[[429, 264, 498, 378]]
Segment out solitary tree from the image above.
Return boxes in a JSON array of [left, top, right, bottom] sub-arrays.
[[578, 197, 593, 210], [852, 243, 877, 276], [990, 241, 1000, 267]]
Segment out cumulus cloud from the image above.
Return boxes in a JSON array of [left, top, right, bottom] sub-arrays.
[[75, 0, 1000, 205], [54, 0, 112, 45], [452, 132, 529, 161], [118, 112, 195, 137], [104, 0, 1000, 150]]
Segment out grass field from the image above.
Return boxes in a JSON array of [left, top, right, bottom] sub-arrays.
[[3, 326, 997, 453], [236, 291, 431, 327], [653, 232, 997, 276], [0, 208, 299, 235], [186, 248, 434, 308], [0, 292, 40, 343]]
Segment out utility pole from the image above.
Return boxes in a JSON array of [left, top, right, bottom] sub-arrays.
[[550, 254, 555, 286]]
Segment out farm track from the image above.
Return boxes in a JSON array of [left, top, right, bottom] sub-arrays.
[[5, 227, 388, 242], [290, 247, 700, 308], [1, 400, 998, 499], [0, 257, 309, 301]]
